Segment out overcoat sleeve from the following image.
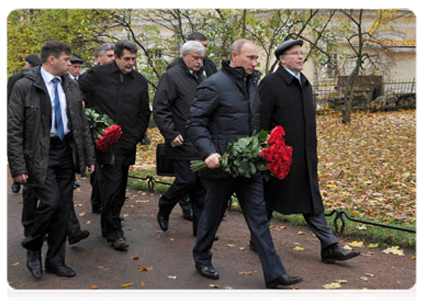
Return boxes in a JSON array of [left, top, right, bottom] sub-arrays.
[[258, 76, 276, 131], [7, 80, 28, 177], [153, 73, 179, 142], [137, 78, 151, 143]]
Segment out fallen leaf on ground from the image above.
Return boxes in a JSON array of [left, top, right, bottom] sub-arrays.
[[298, 231, 305, 235], [90, 285, 99, 289], [271, 225, 287, 231], [366, 243, 379, 248], [323, 282, 342, 289], [360, 276, 368, 281], [138, 264, 153, 272], [226, 244, 235, 248], [121, 283, 133, 288], [353, 288, 371, 294], [238, 270, 253, 275], [365, 273, 376, 277], [382, 246, 405, 256], [209, 284, 220, 289], [139, 281, 146, 287], [167, 275, 177, 280], [79, 212, 86, 217], [131, 255, 139, 260], [292, 246, 304, 251], [348, 241, 364, 248]]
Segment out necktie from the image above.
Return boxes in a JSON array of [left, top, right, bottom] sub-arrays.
[[52, 78, 65, 140]]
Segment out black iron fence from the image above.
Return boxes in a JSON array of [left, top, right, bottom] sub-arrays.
[[313, 77, 416, 112]]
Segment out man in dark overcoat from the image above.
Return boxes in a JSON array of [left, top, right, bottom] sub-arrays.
[[258, 39, 360, 263], [79, 40, 151, 251], [187, 39, 302, 289], [153, 41, 206, 235]]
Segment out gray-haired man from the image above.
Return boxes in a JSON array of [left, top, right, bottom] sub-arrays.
[[154, 41, 207, 236]]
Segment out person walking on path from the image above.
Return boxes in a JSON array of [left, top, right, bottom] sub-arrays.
[[8, 40, 96, 279], [79, 40, 151, 251], [257, 39, 360, 263], [154, 41, 207, 236], [187, 39, 303, 289]]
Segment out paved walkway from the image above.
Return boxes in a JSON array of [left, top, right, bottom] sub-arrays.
[[6, 174, 417, 298]]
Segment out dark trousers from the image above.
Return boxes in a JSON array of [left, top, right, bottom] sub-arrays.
[[193, 175, 286, 282], [266, 209, 338, 249], [90, 163, 102, 212], [22, 138, 75, 267], [98, 157, 129, 242], [22, 185, 82, 234], [159, 160, 205, 234]]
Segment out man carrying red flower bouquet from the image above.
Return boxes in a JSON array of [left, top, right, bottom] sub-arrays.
[[258, 39, 360, 264], [79, 40, 151, 251], [187, 39, 302, 289]]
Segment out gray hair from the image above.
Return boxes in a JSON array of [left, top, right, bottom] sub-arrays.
[[181, 41, 205, 56], [97, 43, 114, 55]]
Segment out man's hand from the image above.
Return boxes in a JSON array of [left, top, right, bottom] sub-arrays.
[[205, 153, 221, 169], [86, 165, 95, 174], [170, 134, 184, 148], [13, 173, 28, 184]]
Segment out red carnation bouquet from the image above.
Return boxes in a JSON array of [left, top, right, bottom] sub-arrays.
[[259, 126, 293, 179], [191, 126, 292, 180], [85, 108, 122, 152]]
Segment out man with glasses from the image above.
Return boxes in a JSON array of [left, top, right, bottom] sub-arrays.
[[257, 39, 361, 264]]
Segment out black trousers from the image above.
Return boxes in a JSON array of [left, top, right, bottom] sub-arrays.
[[193, 175, 286, 282], [22, 184, 82, 234], [22, 138, 75, 267], [89, 162, 102, 212], [159, 160, 205, 234], [98, 156, 129, 242]]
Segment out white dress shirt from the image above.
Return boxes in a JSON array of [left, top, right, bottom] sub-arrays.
[[40, 67, 70, 137]]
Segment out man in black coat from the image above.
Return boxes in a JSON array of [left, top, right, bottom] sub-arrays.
[[154, 41, 207, 235], [167, 32, 217, 78], [258, 39, 360, 263], [79, 40, 151, 251], [186, 39, 302, 289], [8, 41, 96, 278]]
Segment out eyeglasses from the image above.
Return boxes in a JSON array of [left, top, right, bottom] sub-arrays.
[[285, 51, 305, 57]]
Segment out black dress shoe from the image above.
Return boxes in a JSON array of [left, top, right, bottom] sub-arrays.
[[11, 182, 21, 193], [68, 229, 90, 245], [321, 244, 361, 263], [26, 250, 42, 279], [157, 210, 169, 231], [266, 274, 303, 289], [45, 265, 76, 277], [111, 237, 129, 251], [195, 264, 219, 280]]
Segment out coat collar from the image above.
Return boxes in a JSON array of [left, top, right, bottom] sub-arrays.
[[221, 60, 261, 83], [276, 66, 309, 87]]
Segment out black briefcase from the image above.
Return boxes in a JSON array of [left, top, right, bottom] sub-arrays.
[[156, 143, 175, 176]]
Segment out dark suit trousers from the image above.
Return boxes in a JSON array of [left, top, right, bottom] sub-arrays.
[[22, 182, 82, 234], [193, 175, 286, 282], [303, 212, 338, 249], [89, 163, 103, 212], [98, 156, 129, 242], [22, 138, 75, 267], [159, 160, 205, 234]]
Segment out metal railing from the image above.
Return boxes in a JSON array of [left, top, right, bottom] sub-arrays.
[[128, 173, 415, 235]]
